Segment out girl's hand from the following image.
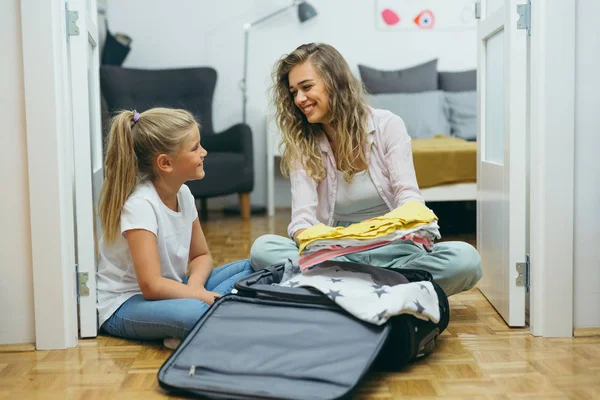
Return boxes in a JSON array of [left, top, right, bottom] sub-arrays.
[[198, 289, 221, 305]]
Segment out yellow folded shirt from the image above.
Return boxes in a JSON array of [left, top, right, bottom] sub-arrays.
[[297, 201, 438, 253], [382, 200, 438, 222]]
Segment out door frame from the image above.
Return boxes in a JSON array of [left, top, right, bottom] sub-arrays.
[[20, 0, 577, 349], [68, 0, 102, 339], [528, 0, 575, 337], [21, 0, 79, 349]]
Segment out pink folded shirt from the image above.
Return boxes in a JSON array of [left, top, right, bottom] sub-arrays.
[[299, 231, 437, 271]]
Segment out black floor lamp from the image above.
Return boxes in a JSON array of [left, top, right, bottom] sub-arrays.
[[240, 0, 318, 124]]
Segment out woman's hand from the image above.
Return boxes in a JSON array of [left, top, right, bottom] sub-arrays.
[[197, 289, 221, 305], [293, 228, 307, 246]]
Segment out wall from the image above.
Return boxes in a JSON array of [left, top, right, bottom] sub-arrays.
[[0, 0, 35, 344], [106, 0, 477, 208], [573, 0, 600, 329]]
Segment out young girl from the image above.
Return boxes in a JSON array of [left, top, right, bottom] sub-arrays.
[[97, 107, 253, 349]]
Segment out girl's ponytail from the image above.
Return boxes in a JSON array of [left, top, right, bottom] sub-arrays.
[[99, 111, 140, 243]]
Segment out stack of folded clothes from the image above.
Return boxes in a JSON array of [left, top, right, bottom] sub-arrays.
[[296, 201, 441, 272]]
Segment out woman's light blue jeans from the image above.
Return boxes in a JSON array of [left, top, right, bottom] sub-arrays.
[[250, 235, 482, 297], [101, 259, 253, 340]]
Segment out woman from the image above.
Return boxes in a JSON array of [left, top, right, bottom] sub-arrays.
[[250, 43, 481, 296]]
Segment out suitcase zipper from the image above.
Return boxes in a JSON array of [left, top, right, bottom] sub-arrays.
[[256, 290, 335, 306], [237, 286, 336, 306], [172, 364, 348, 399]]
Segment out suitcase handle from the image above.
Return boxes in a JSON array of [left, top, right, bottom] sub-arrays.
[[416, 327, 440, 358]]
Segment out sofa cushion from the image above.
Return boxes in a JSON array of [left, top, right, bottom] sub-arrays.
[[438, 70, 477, 92], [444, 91, 477, 141], [358, 59, 438, 94], [367, 90, 451, 139]]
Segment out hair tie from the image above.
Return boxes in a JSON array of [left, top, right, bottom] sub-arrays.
[[133, 111, 140, 124]]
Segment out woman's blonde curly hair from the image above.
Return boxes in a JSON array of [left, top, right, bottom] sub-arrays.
[[270, 43, 369, 183]]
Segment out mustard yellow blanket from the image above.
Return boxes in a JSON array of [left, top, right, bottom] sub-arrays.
[[412, 135, 477, 189]]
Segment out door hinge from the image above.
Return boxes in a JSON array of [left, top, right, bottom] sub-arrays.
[[474, 1, 482, 20], [516, 254, 530, 292], [517, 1, 531, 36], [66, 7, 80, 37], [76, 268, 90, 303]]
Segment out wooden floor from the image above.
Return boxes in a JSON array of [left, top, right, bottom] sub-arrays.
[[1, 211, 599, 399]]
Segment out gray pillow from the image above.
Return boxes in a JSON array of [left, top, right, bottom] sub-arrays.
[[359, 59, 438, 94], [367, 91, 451, 139], [438, 70, 477, 92], [444, 91, 477, 141]]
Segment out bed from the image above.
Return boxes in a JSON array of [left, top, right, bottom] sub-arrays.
[[359, 59, 478, 202], [412, 135, 477, 202]]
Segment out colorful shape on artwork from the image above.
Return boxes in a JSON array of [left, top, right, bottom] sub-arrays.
[[414, 10, 435, 29], [381, 8, 400, 26]]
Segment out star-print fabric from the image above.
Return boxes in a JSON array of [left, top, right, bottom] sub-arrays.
[[279, 261, 440, 326]]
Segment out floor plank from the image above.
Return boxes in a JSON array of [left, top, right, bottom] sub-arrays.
[[2, 211, 596, 399]]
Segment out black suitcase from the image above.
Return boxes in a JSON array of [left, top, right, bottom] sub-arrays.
[[157, 261, 449, 400]]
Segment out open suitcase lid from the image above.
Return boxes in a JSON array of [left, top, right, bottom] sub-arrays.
[[157, 294, 390, 400]]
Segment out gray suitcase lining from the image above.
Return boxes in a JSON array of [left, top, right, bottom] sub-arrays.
[[158, 296, 390, 400]]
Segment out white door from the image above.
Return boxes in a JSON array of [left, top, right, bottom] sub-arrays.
[[476, 0, 528, 327], [67, 0, 104, 337]]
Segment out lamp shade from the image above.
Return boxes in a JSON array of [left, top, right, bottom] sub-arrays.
[[298, 1, 317, 23]]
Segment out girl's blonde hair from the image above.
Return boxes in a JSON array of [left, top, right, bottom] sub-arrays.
[[271, 43, 369, 183], [98, 107, 198, 243]]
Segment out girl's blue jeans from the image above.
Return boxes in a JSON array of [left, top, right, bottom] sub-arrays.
[[101, 259, 253, 340]]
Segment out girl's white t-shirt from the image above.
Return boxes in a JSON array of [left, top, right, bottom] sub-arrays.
[[96, 180, 198, 328]]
